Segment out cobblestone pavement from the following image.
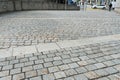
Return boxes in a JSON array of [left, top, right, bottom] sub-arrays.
[[0, 10, 120, 49], [0, 40, 120, 80]]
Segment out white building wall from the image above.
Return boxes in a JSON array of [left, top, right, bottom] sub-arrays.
[[116, 0, 120, 7]]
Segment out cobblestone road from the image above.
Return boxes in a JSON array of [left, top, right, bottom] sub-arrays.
[[0, 10, 120, 48], [0, 40, 120, 80]]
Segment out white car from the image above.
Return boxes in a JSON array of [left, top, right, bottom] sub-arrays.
[[91, 5, 106, 9]]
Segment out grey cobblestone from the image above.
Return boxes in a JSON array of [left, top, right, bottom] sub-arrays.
[[65, 69, 77, 76], [104, 67, 118, 74], [33, 64, 43, 70], [59, 65, 70, 71], [10, 68, 21, 75], [0, 70, 9, 77], [44, 62, 53, 67], [14, 63, 24, 68], [2, 65, 13, 70], [30, 76, 42, 80], [85, 71, 99, 79], [48, 66, 59, 73], [62, 59, 72, 64], [13, 73, 24, 80], [85, 64, 97, 71], [95, 69, 109, 77], [74, 74, 88, 80], [75, 67, 87, 73], [68, 63, 79, 68], [53, 60, 63, 66], [22, 66, 33, 72], [35, 59, 44, 64], [43, 74, 55, 80], [24, 61, 34, 66], [64, 77, 75, 80], [54, 71, 66, 79], [25, 70, 37, 78], [0, 76, 11, 80], [37, 68, 49, 75]]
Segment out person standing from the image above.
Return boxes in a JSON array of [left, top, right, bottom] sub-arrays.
[[109, 2, 112, 11], [112, 0, 116, 10]]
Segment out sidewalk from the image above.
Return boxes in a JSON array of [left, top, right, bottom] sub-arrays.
[[1, 34, 120, 58], [0, 34, 120, 80]]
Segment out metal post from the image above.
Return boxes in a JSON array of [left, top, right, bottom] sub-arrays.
[[65, 0, 67, 10]]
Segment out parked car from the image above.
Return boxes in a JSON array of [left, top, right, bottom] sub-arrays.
[[91, 4, 106, 9]]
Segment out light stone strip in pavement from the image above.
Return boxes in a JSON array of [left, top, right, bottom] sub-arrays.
[[1, 34, 120, 58], [0, 39, 120, 80]]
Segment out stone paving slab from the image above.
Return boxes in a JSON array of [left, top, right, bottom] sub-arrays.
[[0, 40, 120, 80], [1, 34, 120, 58], [0, 10, 120, 49]]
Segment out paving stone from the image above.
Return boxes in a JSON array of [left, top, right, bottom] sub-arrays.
[[104, 67, 118, 74], [103, 61, 115, 66], [43, 74, 55, 80], [54, 71, 66, 79], [85, 64, 97, 71], [35, 59, 44, 64], [0, 58, 6, 62], [13, 73, 25, 80], [108, 74, 120, 80], [74, 74, 88, 80], [47, 53, 56, 58], [85, 71, 99, 79], [0, 70, 9, 77], [10, 68, 21, 75], [114, 64, 120, 71], [53, 57, 62, 60], [20, 58, 29, 63], [9, 60, 19, 64], [6, 56, 15, 61], [53, 60, 63, 66], [30, 76, 42, 80], [14, 63, 24, 68], [97, 77, 110, 80], [25, 70, 37, 78], [94, 63, 106, 69], [112, 59, 120, 64], [29, 56, 38, 61], [86, 59, 97, 64], [38, 55, 47, 59], [79, 56, 89, 60], [61, 54, 70, 59], [59, 64, 70, 70], [25, 54, 33, 58], [22, 66, 33, 72], [24, 61, 34, 66], [75, 67, 87, 73], [77, 61, 88, 66], [44, 62, 53, 67], [103, 56, 113, 60], [44, 58, 53, 62], [48, 66, 59, 73], [62, 59, 72, 64], [71, 57, 80, 62], [64, 77, 75, 80], [95, 57, 106, 62], [65, 69, 77, 76], [0, 76, 11, 80], [33, 64, 43, 70], [95, 69, 109, 77], [37, 68, 49, 75], [2, 65, 13, 70], [0, 61, 9, 66], [68, 63, 79, 68]]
